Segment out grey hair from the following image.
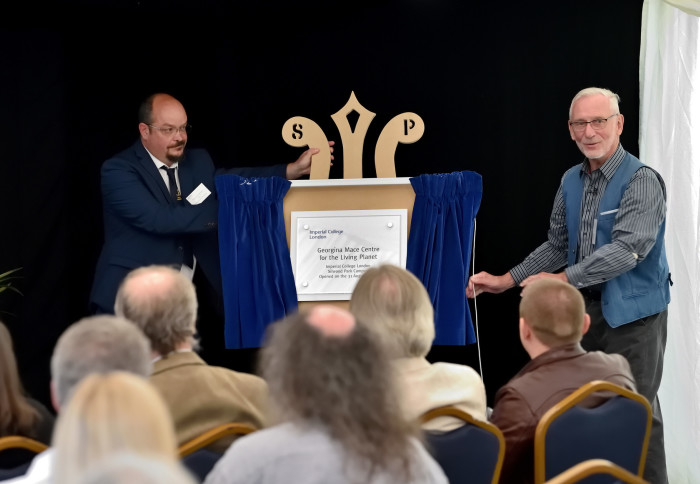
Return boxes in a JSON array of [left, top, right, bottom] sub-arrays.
[[569, 87, 621, 118], [50, 315, 152, 407], [114, 265, 198, 355], [260, 310, 421, 481]]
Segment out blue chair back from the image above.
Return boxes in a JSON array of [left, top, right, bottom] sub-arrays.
[[178, 422, 257, 482], [534, 381, 651, 484], [544, 459, 649, 484], [181, 448, 224, 482], [421, 406, 504, 484]]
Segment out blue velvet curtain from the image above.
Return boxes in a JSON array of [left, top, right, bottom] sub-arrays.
[[406, 171, 483, 345], [215, 175, 298, 349]]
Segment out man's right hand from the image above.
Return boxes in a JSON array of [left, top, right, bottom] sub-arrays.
[[466, 272, 516, 298]]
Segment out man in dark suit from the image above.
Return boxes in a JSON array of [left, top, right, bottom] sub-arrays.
[[89, 93, 329, 315]]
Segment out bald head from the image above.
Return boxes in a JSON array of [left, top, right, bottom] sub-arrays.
[[122, 266, 178, 297], [307, 305, 356, 337], [519, 279, 586, 348], [114, 265, 198, 356], [137, 93, 188, 165]]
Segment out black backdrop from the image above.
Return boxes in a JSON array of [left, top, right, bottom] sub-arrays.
[[0, 0, 642, 412]]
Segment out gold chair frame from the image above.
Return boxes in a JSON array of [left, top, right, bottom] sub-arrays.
[[421, 405, 506, 484], [534, 380, 652, 484], [178, 422, 257, 457]]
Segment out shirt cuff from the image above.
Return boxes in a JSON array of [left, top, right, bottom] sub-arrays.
[[509, 265, 529, 285], [564, 265, 586, 288]]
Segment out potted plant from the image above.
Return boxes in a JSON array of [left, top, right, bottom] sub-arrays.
[[0, 267, 23, 316]]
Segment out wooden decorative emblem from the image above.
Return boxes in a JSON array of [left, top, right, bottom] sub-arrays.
[[282, 91, 424, 179]]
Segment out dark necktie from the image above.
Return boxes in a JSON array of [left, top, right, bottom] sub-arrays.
[[161, 166, 181, 201], [160, 166, 193, 267]]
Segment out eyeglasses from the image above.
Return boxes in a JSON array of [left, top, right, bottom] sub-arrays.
[[147, 124, 191, 136], [569, 114, 619, 133]]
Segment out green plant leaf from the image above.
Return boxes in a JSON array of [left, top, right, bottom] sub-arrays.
[[0, 267, 24, 297]]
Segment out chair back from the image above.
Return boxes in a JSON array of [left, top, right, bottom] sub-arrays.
[[0, 436, 48, 454], [534, 381, 651, 484], [544, 459, 650, 484], [0, 436, 49, 479], [178, 422, 257, 481], [421, 406, 505, 484]]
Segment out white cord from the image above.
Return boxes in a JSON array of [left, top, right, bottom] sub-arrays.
[[471, 218, 484, 384]]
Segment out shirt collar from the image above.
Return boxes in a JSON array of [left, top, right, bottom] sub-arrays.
[[152, 348, 192, 364], [580, 143, 625, 180], [144, 145, 179, 171], [516, 343, 586, 376]]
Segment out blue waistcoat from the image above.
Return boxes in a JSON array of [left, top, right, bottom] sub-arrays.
[[562, 152, 670, 327]]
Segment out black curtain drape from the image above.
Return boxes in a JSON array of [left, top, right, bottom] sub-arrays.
[[0, 0, 644, 411]]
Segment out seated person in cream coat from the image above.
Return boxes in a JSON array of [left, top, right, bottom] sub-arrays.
[[349, 264, 487, 431], [114, 265, 268, 452]]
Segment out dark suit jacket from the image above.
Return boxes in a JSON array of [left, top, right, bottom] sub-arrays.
[[89, 140, 286, 313]]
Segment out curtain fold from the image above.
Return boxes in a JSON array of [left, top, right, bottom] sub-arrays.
[[640, 1, 700, 481], [216, 175, 298, 349], [406, 171, 482, 345]]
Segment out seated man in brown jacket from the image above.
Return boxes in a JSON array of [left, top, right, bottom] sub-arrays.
[[114, 265, 268, 453], [489, 279, 636, 484]]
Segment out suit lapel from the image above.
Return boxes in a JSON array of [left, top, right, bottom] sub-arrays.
[[178, 151, 195, 202], [133, 141, 175, 203]]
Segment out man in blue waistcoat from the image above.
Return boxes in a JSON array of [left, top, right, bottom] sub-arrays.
[[467, 87, 671, 484]]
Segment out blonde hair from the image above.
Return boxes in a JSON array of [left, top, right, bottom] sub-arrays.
[[78, 452, 197, 484], [349, 264, 434, 358], [519, 279, 585, 347], [52, 372, 177, 484]]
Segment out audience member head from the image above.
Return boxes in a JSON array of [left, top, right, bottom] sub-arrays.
[[261, 304, 420, 481], [114, 265, 198, 356], [518, 279, 590, 358], [0, 320, 40, 436], [52, 372, 177, 484], [50, 315, 152, 410], [77, 452, 197, 484], [137, 93, 188, 166], [568, 86, 624, 167], [349, 264, 434, 359]]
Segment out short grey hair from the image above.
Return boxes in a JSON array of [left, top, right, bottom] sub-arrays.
[[50, 315, 152, 407], [114, 265, 198, 356], [569, 87, 621, 119]]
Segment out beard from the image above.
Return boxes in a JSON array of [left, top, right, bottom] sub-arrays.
[[166, 141, 186, 164]]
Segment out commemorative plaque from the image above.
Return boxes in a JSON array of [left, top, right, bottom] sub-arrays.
[[290, 209, 408, 301]]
